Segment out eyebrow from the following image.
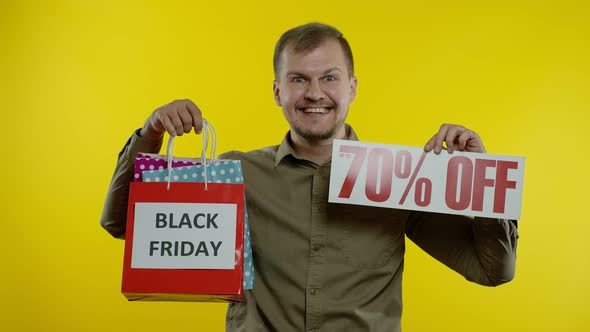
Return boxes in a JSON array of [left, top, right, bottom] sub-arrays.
[[286, 67, 343, 77]]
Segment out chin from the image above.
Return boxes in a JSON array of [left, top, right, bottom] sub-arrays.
[[294, 126, 337, 141]]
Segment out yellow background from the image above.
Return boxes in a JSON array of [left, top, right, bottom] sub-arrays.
[[1, 0, 588, 330]]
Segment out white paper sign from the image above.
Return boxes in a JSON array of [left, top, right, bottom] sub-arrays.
[[329, 140, 525, 220], [132, 203, 237, 269]]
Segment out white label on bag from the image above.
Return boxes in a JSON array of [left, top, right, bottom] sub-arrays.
[[132, 203, 237, 269], [329, 140, 525, 220]]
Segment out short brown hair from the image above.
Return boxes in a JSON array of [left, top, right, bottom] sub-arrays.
[[273, 22, 354, 79]]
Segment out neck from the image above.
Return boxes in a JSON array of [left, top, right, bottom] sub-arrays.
[[290, 126, 346, 165]]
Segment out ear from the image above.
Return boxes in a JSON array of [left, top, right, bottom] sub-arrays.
[[273, 80, 282, 106], [348, 76, 358, 103]]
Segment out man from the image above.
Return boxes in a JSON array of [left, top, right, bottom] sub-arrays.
[[102, 23, 518, 331]]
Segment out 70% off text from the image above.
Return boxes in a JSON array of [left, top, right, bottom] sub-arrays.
[[336, 145, 519, 214]]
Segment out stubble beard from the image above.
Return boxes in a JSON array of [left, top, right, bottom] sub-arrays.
[[293, 124, 337, 141], [291, 117, 344, 141]]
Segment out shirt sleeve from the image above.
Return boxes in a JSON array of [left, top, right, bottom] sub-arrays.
[[405, 212, 518, 286], [100, 129, 163, 239]]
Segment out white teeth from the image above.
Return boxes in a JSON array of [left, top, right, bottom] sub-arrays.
[[302, 108, 329, 113]]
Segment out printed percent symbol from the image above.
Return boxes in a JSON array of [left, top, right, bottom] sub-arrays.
[[337, 146, 432, 206], [398, 152, 432, 207]]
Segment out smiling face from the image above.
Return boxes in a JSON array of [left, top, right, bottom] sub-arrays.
[[273, 38, 357, 142]]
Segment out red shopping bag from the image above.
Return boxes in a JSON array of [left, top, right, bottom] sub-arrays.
[[121, 176, 245, 302], [122, 120, 246, 302]]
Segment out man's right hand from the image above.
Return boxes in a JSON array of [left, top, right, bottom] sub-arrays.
[[140, 99, 203, 141]]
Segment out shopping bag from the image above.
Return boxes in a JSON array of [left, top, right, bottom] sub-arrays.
[[121, 120, 248, 302], [142, 161, 254, 290], [133, 153, 201, 182]]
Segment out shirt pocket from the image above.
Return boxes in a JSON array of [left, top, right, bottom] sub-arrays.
[[327, 204, 408, 269]]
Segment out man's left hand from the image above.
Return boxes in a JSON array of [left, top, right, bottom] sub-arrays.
[[424, 124, 486, 154]]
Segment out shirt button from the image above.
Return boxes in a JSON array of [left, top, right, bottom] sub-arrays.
[[312, 244, 321, 252], [310, 288, 319, 295]]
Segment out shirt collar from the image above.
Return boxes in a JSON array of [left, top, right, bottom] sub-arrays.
[[274, 123, 360, 167]]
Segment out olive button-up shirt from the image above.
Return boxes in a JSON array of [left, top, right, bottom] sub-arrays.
[[101, 125, 518, 332]]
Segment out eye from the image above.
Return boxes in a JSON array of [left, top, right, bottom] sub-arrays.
[[323, 75, 336, 81], [292, 77, 305, 83]]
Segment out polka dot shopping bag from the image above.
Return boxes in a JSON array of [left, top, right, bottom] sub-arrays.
[[122, 120, 253, 302]]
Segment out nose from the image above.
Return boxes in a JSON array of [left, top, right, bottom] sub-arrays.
[[304, 79, 325, 101]]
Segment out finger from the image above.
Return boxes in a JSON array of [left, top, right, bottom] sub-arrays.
[[444, 126, 463, 154], [433, 124, 450, 154], [184, 99, 203, 134], [167, 111, 184, 136], [157, 112, 177, 137], [177, 107, 194, 134], [424, 134, 437, 152], [457, 130, 473, 151]]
